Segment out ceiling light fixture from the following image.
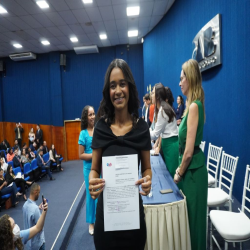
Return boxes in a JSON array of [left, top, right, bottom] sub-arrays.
[[13, 44, 22, 48], [41, 40, 50, 45], [128, 30, 138, 37], [0, 5, 8, 14], [141, 38, 144, 43], [36, 1, 49, 9], [82, 0, 93, 3], [99, 34, 107, 40], [70, 37, 78, 43], [127, 6, 140, 16]]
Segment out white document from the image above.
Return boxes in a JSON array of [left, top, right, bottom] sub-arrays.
[[102, 154, 139, 231], [16, 172, 22, 179]]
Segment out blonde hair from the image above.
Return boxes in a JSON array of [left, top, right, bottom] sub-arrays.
[[182, 59, 205, 121]]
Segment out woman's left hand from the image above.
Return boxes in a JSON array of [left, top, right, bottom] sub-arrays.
[[135, 175, 152, 196], [174, 167, 181, 184]]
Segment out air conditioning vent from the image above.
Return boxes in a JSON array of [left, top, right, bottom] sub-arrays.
[[74, 45, 99, 55], [9, 52, 37, 61]]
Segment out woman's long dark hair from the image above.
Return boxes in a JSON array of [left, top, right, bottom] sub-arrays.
[[81, 105, 94, 130], [96, 59, 140, 126], [178, 95, 184, 105], [165, 87, 174, 107], [6, 165, 13, 175], [0, 214, 23, 250], [154, 83, 175, 123]]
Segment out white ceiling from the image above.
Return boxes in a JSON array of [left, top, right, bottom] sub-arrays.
[[0, 0, 175, 58]]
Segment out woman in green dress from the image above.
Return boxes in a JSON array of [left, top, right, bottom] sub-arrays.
[[174, 59, 207, 250]]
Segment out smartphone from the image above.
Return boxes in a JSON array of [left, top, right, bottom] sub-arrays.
[[42, 194, 45, 205], [160, 189, 173, 194]]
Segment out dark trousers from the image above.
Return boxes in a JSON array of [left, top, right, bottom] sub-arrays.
[[14, 178, 26, 195], [17, 139, 22, 148], [0, 182, 18, 205]]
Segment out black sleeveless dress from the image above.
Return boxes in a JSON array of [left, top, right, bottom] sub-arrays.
[[92, 117, 151, 250]]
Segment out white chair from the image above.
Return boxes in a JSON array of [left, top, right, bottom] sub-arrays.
[[210, 165, 250, 250], [207, 152, 239, 249], [207, 143, 223, 187], [200, 140, 206, 152]]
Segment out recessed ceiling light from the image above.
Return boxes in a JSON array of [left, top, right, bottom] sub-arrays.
[[0, 5, 8, 14], [13, 44, 22, 48], [127, 6, 140, 16], [82, 0, 93, 3], [70, 37, 78, 43], [128, 30, 138, 37], [41, 40, 50, 45], [99, 34, 107, 40], [141, 38, 144, 43], [36, 1, 49, 9]]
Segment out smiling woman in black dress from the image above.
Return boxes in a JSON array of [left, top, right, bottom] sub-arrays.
[[89, 59, 152, 250]]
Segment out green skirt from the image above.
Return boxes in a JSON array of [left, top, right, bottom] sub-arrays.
[[161, 136, 182, 189], [181, 165, 208, 250]]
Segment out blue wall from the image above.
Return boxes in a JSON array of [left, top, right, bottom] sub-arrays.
[[0, 44, 144, 126], [143, 0, 250, 202]]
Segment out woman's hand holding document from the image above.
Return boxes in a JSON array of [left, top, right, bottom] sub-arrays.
[[103, 154, 147, 232]]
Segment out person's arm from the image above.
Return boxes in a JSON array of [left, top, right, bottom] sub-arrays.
[[150, 109, 168, 140], [179, 104, 185, 118], [28, 202, 48, 240], [5, 173, 14, 184], [135, 150, 152, 196], [89, 148, 105, 200], [174, 103, 198, 183], [0, 180, 7, 190], [79, 145, 92, 161]]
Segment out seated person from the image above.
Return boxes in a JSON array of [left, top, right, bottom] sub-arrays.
[[43, 141, 49, 154], [0, 157, 8, 173], [5, 165, 32, 201], [36, 151, 55, 181], [29, 142, 37, 152], [49, 144, 63, 171], [0, 168, 21, 207], [7, 148, 15, 162], [21, 149, 29, 165], [0, 141, 7, 151], [27, 148, 36, 161], [13, 149, 22, 169], [0, 151, 7, 171], [22, 143, 28, 152], [14, 140, 21, 156], [36, 145, 43, 157]]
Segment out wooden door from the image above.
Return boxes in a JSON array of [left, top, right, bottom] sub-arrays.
[[64, 120, 81, 161]]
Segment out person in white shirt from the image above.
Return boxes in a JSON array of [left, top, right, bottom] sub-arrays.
[[150, 83, 179, 180]]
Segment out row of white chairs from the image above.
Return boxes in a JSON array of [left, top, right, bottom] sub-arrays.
[[201, 141, 250, 250]]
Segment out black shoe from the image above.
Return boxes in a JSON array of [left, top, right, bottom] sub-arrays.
[[50, 177, 55, 181]]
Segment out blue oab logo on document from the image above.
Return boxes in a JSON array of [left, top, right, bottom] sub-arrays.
[[107, 163, 112, 167]]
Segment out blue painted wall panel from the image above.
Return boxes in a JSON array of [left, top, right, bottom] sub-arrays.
[[2, 54, 51, 124], [143, 0, 250, 202], [61, 47, 116, 120], [49, 52, 63, 126]]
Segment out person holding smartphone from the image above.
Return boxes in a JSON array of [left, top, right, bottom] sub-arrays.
[[22, 183, 47, 250]]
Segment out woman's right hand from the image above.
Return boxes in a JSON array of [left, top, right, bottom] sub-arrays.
[[89, 178, 105, 200]]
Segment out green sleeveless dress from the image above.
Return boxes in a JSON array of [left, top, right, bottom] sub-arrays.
[[178, 100, 208, 250]]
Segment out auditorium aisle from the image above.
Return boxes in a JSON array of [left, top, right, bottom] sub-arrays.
[[66, 199, 95, 250]]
